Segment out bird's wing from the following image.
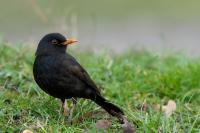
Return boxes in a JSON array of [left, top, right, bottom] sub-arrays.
[[63, 57, 101, 94]]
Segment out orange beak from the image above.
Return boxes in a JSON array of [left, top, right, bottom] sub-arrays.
[[62, 38, 77, 45]]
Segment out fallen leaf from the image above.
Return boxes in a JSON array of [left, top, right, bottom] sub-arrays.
[[95, 119, 111, 129], [22, 129, 33, 133], [162, 100, 176, 117], [122, 117, 135, 133]]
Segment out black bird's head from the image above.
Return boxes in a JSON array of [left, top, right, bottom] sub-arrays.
[[36, 33, 77, 56]]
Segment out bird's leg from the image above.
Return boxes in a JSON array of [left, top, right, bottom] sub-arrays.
[[60, 98, 70, 117], [59, 99, 64, 115], [68, 98, 77, 123]]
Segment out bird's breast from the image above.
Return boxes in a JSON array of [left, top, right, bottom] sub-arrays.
[[33, 56, 60, 93], [33, 55, 78, 99]]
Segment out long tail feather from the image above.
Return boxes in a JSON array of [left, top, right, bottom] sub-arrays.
[[93, 94, 124, 116]]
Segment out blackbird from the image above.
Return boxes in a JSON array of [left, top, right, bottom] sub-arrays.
[[33, 33, 124, 122]]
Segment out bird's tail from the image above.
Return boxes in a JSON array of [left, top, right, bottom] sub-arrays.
[[93, 94, 124, 117]]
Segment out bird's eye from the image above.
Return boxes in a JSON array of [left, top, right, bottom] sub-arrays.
[[51, 39, 58, 44]]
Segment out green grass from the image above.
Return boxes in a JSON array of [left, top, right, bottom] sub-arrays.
[[0, 43, 200, 132]]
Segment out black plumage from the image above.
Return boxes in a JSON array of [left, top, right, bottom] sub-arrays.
[[33, 33, 124, 121]]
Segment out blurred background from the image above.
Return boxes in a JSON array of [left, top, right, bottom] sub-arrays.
[[0, 0, 200, 55]]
